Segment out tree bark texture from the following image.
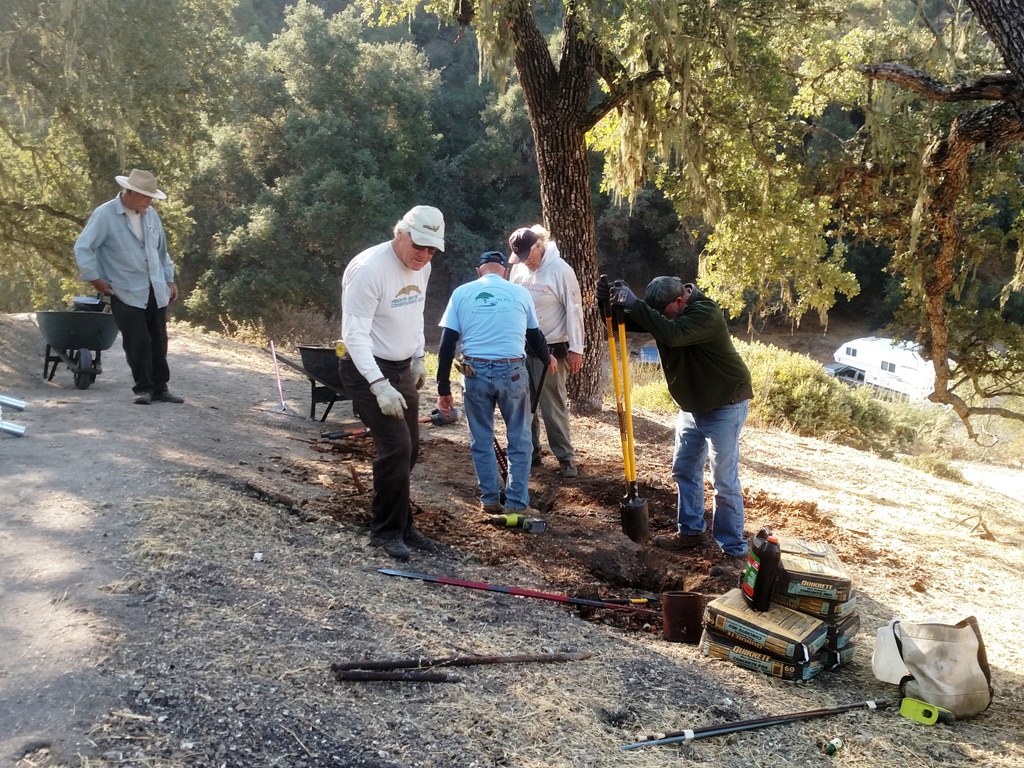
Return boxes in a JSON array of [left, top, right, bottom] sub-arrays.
[[506, 2, 605, 412], [861, 0, 1024, 435], [966, 0, 1024, 99]]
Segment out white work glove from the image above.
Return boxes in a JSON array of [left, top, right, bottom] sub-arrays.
[[411, 356, 427, 390], [370, 379, 408, 418]]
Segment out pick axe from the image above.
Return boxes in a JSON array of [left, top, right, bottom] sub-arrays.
[[599, 275, 649, 543], [321, 407, 462, 440]]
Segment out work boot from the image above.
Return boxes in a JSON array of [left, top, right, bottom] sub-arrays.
[[133, 391, 153, 405], [653, 531, 709, 552], [404, 528, 437, 552], [559, 460, 579, 478], [505, 505, 542, 517], [369, 536, 410, 561], [710, 554, 748, 587], [153, 390, 185, 403], [482, 503, 505, 515], [531, 455, 543, 468]]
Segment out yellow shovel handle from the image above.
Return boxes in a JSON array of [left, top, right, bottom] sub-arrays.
[[617, 317, 638, 483], [604, 314, 632, 480]]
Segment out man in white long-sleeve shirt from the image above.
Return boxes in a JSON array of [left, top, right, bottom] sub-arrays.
[[508, 225, 585, 477], [338, 206, 444, 561]]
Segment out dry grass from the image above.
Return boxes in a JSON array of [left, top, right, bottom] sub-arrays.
[[59, 460, 1024, 768]]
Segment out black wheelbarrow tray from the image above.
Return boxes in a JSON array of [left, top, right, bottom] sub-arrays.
[[35, 308, 120, 390]]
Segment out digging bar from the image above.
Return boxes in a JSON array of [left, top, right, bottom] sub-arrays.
[[619, 699, 890, 750]]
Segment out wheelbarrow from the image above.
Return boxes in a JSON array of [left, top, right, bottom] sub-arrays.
[[35, 297, 120, 390], [264, 345, 350, 421]]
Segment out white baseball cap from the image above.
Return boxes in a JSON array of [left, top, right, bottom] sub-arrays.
[[401, 206, 445, 251]]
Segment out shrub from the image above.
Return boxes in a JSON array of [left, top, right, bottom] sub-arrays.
[[898, 455, 967, 483], [740, 340, 897, 450], [626, 360, 677, 412]]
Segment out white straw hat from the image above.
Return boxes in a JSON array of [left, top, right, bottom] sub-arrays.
[[115, 168, 167, 200]]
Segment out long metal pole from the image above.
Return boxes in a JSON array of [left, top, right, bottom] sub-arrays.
[[619, 699, 890, 750], [378, 568, 661, 616]]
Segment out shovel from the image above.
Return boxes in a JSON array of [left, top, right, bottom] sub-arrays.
[[599, 275, 649, 543]]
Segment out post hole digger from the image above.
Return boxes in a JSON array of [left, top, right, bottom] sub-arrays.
[[599, 274, 649, 543]]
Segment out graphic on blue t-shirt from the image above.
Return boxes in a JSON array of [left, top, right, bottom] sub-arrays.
[[475, 291, 497, 306]]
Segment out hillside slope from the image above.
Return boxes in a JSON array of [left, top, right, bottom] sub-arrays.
[[1, 312, 1021, 767]]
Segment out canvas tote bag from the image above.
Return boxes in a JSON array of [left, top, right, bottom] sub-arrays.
[[887, 616, 994, 719]]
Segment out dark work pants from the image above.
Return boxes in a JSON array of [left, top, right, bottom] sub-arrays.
[[110, 289, 170, 395], [338, 355, 419, 541]]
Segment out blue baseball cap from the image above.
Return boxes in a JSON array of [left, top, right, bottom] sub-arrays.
[[478, 251, 508, 267]]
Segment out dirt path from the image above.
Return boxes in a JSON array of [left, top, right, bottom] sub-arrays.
[[0, 314, 340, 762]]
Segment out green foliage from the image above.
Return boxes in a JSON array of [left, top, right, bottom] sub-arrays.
[[595, 186, 697, 288], [585, 0, 859, 327], [623, 359, 677, 413], [184, 3, 443, 322], [739, 340, 907, 451], [898, 455, 967, 483]]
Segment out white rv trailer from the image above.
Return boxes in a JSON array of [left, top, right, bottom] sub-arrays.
[[828, 336, 936, 402]]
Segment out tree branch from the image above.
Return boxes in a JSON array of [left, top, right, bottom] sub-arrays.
[[856, 63, 1016, 102], [0, 199, 85, 226], [584, 69, 665, 131]]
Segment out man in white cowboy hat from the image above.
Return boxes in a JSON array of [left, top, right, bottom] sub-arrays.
[[75, 168, 184, 405], [338, 205, 445, 560]]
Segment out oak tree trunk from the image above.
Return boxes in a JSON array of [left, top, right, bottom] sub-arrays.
[[506, 3, 606, 413]]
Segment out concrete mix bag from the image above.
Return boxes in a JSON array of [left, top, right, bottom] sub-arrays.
[[703, 588, 827, 663]]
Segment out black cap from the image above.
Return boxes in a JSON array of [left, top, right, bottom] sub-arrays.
[[508, 227, 538, 256], [478, 250, 508, 267]]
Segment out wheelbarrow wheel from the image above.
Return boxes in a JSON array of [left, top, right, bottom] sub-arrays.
[[73, 348, 96, 390]]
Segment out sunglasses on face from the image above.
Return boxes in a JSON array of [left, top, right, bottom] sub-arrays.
[[407, 232, 437, 255]]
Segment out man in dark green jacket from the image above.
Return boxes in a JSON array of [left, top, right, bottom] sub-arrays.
[[599, 276, 753, 570]]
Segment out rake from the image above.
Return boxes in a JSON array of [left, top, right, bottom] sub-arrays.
[[266, 340, 303, 418]]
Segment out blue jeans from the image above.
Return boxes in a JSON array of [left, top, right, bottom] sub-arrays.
[[672, 400, 749, 556], [463, 359, 532, 510]]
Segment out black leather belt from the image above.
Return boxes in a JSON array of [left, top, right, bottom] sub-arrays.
[[462, 355, 524, 364]]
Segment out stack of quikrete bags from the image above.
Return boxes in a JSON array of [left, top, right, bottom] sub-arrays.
[[700, 536, 860, 681]]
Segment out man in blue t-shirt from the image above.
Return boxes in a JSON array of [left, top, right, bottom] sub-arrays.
[[437, 251, 556, 516]]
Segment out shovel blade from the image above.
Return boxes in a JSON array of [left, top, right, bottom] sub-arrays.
[[620, 496, 649, 543]]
